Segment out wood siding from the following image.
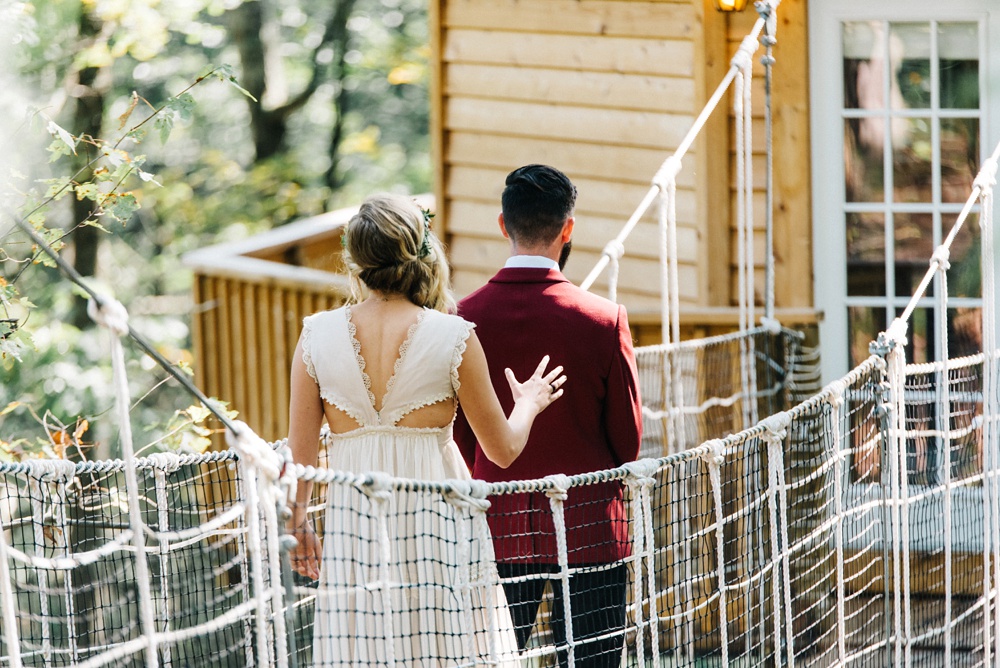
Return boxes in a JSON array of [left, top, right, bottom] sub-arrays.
[[435, 0, 706, 323], [433, 0, 814, 343]]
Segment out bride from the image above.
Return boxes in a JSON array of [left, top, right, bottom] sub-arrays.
[[285, 194, 565, 666]]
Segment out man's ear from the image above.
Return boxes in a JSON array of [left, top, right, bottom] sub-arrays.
[[498, 212, 510, 239], [561, 217, 575, 243]]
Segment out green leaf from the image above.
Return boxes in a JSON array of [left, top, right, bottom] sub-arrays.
[[46, 139, 72, 162], [171, 93, 196, 121], [42, 177, 72, 201], [45, 120, 77, 155], [75, 183, 100, 201], [154, 114, 174, 144], [212, 64, 257, 101], [104, 192, 140, 223]]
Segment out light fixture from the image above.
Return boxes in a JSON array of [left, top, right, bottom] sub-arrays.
[[714, 0, 749, 11]]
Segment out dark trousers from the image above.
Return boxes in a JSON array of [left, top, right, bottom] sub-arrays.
[[497, 562, 628, 668]]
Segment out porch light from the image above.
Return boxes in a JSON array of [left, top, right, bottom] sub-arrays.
[[714, 0, 749, 11]]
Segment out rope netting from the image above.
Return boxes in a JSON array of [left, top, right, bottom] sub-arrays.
[[3, 0, 1000, 665]]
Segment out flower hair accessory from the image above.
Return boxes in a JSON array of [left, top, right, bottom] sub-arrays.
[[418, 205, 434, 258]]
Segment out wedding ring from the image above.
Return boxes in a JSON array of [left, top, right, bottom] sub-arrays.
[[550, 382, 557, 393]]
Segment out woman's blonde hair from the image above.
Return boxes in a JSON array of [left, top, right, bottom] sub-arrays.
[[341, 194, 455, 313]]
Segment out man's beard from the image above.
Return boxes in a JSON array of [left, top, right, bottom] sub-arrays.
[[558, 240, 572, 271]]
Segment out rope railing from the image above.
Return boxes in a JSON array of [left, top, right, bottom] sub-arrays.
[[2, 332, 996, 665], [580, 2, 778, 298]]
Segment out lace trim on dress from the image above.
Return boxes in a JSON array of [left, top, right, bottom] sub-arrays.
[[450, 320, 477, 393], [318, 389, 368, 428], [300, 317, 318, 383], [344, 305, 377, 409], [384, 309, 429, 401], [384, 391, 456, 427]]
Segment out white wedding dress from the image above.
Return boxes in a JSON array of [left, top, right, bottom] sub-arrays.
[[301, 305, 520, 667]]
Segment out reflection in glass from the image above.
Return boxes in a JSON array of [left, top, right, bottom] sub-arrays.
[[948, 307, 982, 358], [939, 23, 979, 109], [895, 212, 934, 297], [893, 117, 932, 203], [944, 213, 981, 299], [899, 306, 933, 364], [848, 306, 886, 368], [845, 118, 885, 202], [890, 23, 931, 109], [843, 21, 883, 110], [846, 212, 885, 296], [941, 118, 980, 203]]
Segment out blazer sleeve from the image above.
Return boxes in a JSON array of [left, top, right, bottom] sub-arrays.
[[604, 305, 643, 465]]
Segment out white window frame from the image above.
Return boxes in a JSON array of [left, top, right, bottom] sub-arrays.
[[808, 0, 1000, 386]]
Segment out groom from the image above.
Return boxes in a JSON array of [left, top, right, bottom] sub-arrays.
[[454, 164, 642, 667]]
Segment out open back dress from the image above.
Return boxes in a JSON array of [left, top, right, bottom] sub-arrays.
[[301, 305, 519, 667]]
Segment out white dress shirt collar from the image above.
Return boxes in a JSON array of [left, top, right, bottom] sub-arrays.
[[504, 255, 559, 270]]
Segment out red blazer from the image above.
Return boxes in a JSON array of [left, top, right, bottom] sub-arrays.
[[454, 267, 642, 564]]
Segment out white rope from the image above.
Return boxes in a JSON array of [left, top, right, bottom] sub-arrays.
[[702, 440, 729, 667], [153, 469, 174, 668], [28, 478, 52, 666], [624, 460, 660, 664], [742, 47, 755, 334], [236, 460, 256, 668], [931, 246, 954, 667], [976, 151, 1000, 662], [626, 470, 646, 668], [363, 472, 398, 668], [446, 482, 480, 664], [893, 344, 912, 668], [758, 0, 778, 323], [826, 380, 848, 666], [226, 420, 291, 668], [762, 411, 794, 668], [544, 474, 576, 668], [602, 239, 625, 303], [883, 328, 905, 668], [237, 459, 273, 668], [55, 474, 79, 665], [88, 297, 159, 668]]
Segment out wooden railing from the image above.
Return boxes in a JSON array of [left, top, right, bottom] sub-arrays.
[[184, 207, 356, 444]]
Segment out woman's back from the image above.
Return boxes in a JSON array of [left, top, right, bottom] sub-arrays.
[[300, 301, 475, 479]]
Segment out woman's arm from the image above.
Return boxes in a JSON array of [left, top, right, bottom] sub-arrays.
[[286, 336, 324, 579], [456, 331, 565, 468]]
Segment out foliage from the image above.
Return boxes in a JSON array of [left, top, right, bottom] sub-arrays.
[[0, 0, 431, 454]]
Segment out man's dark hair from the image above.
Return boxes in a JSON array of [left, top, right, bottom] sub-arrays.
[[501, 164, 577, 246]]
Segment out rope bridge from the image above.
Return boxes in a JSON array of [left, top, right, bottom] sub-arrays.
[[3, 0, 1000, 665]]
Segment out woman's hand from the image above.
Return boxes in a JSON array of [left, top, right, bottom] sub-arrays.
[[505, 355, 566, 416], [287, 521, 321, 580]]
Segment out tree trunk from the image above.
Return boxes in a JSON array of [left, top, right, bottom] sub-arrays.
[[69, 8, 107, 329], [228, 0, 288, 161], [229, 0, 357, 165], [324, 0, 358, 192]]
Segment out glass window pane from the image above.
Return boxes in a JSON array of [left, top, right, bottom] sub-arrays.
[[944, 212, 981, 298], [948, 306, 982, 358], [894, 212, 934, 297], [845, 118, 885, 202], [892, 117, 932, 203], [890, 23, 931, 109], [898, 305, 934, 364], [939, 23, 979, 109], [846, 212, 886, 296], [941, 118, 980, 203], [844, 21, 884, 110], [848, 306, 887, 368]]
